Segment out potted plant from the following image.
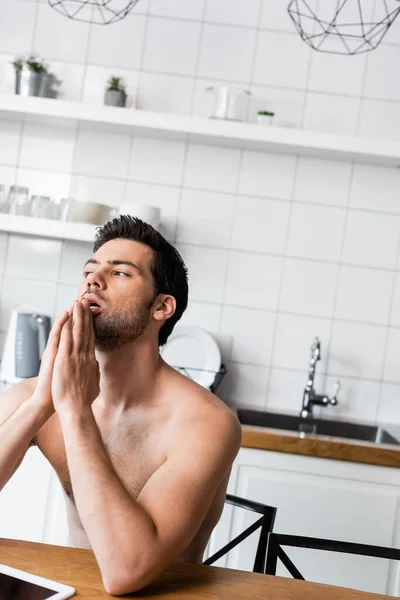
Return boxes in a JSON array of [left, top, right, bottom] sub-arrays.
[[13, 55, 52, 97], [257, 110, 275, 126], [104, 76, 127, 108]]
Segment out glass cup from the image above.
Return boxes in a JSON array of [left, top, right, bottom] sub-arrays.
[[0, 185, 8, 213], [56, 197, 71, 221], [7, 186, 30, 216], [30, 195, 58, 219]]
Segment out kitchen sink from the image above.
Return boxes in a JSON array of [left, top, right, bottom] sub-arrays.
[[237, 409, 400, 446]]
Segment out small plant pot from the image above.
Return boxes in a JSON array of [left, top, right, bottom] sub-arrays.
[[257, 114, 274, 126], [104, 90, 127, 108], [15, 70, 49, 97]]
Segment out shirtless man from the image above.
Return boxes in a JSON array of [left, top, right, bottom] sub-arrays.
[[0, 216, 241, 595]]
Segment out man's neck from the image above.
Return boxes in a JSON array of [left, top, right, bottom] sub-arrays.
[[95, 335, 163, 413]]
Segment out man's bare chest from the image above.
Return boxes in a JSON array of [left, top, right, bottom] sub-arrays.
[[36, 413, 167, 501]]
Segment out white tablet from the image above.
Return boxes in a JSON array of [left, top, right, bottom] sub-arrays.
[[0, 563, 75, 600]]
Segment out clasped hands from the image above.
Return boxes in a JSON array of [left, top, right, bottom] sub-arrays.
[[34, 298, 100, 420]]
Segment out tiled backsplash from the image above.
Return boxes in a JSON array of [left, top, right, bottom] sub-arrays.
[[1, 0, 400, 423]]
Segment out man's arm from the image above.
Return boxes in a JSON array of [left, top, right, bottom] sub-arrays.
[[59, 407, 241, 595], [0, 311, 68, 489]]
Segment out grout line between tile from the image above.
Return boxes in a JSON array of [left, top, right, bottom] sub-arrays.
[[321, 162, 356, 393], [374, 230, 400, 422], [264, 155, 300, 411]]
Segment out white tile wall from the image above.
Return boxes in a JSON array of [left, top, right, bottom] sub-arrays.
[[19, 124, 76, 173], [142, 18, 202, 76], [0, 120, 22, 166], [286, 204, 346, 262], [33, 3, 91, 63], [342, 211, 399, 269], [294, 158, 351, 207], [280, 259, 338, 318], [73, 130, 132, 179], [87, 15, 147, 70], [224, 252, 283, 310], [184, 144, 240, 193], [329, 321, 387, 381], [198, 24, 256, 82], [350, 164, 400, 214], [302, 93, 361, 136], [308, 52, 366, 97], [220, 306, 276, 366], [238, 150, 296, 199], [176, 189, 235, 248], [253, 31, 311, 89], [230, 196, 290, 255], [334, 266, 393, 325], [2, 0, 400, 423], [149, 0, 204, 20], [0, 0, 36, 55], [129, 137, 185, 186]]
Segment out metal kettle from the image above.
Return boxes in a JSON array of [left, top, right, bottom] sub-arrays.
[[0, 309, 51, 384]]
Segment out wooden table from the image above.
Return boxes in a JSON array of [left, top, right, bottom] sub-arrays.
[[0, 538, 392, 599]]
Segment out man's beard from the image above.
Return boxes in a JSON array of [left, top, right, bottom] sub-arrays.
[[93, 298, 154, 351]]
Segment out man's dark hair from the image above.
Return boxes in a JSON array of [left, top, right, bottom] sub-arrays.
[[93, 215, 188, 346]]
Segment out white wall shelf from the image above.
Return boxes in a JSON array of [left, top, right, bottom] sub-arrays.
[[0, 214, 96, 243], [1, 94, 400, 167]]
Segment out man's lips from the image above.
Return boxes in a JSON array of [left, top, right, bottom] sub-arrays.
[[83, 292, 105, 315]]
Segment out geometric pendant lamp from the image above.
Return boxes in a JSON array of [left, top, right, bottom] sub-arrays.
[[47, 0, 140, 24], [287, 0, 400, 54]]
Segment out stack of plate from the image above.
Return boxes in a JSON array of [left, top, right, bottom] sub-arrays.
[[160, 325, 221, 389]]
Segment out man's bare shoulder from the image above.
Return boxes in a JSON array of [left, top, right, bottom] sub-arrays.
[[163, 366, 242, 459]]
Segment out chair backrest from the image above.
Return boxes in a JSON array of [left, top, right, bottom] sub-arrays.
[[265, 533, 400, 580], [204, 494, 277, 573]]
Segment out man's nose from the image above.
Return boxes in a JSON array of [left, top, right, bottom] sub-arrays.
[[86, 272, 103, 289]]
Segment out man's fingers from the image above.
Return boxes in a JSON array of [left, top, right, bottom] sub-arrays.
[[58, 313, 73, 356], [72, 301, 84, 351], [81, 298, 94, 353], [44, 311, 69, 356]]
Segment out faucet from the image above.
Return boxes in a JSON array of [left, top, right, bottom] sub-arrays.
[[301, 337, 340, 419]]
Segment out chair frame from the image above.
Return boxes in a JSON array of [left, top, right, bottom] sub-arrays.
[[265, 532, 400, 580], [204, 494, 277, 573]]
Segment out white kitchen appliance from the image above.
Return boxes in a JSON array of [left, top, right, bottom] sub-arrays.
[[0, 309, 51, 385]]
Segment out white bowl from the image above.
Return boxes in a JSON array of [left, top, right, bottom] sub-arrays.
[[118, 203, 161, 228], [65, 200, 111, 225]]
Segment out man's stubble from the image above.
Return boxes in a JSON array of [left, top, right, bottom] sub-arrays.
[[93, 296, 155, 351]]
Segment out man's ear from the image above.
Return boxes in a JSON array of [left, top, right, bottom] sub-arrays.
[[152, 294, 176, 323]]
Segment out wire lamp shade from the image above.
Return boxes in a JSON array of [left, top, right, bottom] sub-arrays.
[[47, 0, 140, 24], [288, 0, 400, 54]]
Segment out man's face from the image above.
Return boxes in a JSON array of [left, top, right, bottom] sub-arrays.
[[78, 239, 157, 351]]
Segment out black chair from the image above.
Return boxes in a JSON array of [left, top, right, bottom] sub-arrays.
[[265, 532, 400, 580], [204, 494, 277, 573]]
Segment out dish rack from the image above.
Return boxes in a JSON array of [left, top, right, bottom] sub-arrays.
[[171, 364, 227, 393]]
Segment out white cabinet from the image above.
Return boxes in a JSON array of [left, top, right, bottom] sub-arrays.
[[0, 447, 69, 546], [207, 447, 400, 596]]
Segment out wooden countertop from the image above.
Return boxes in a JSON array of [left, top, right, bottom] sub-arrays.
[[241, 425, 400, 468], [0, 538, 392, 600]]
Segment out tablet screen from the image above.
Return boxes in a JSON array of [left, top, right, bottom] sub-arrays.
[[0, 571, 56, 600]]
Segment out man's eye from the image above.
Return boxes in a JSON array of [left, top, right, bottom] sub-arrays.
[[83, 271, 94, 278], [115, 271, 129, 277]]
